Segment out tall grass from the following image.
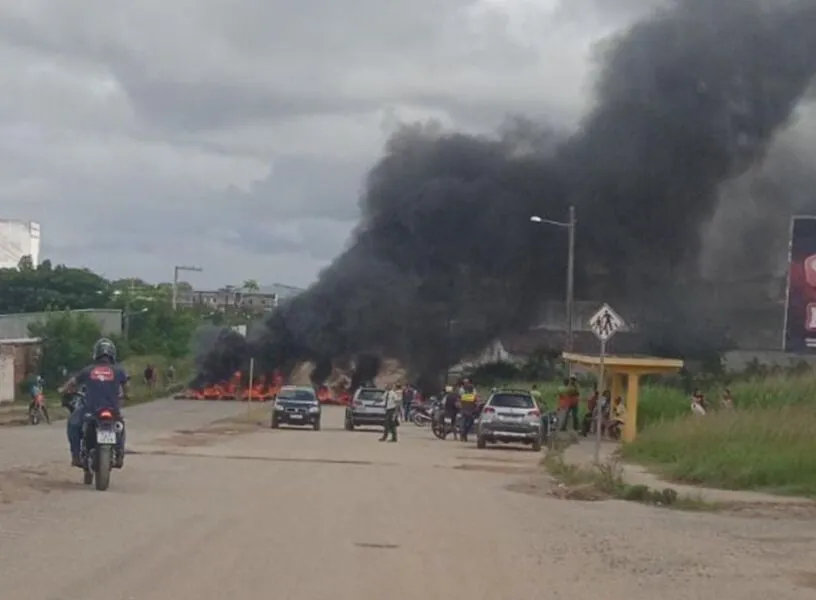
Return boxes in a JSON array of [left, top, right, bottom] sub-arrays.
[[622, 373, 816, 498], [120, 355, 193, 406], [622, 405, 816, 497], [508, 373, 816, 497]]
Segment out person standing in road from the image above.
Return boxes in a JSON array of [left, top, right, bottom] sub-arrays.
[[560, 376, 580, 431], [442, 386, 461, 440], [458, 378, 478, 442], [143, 364, 155, 392], [401, 384, 416, 422], [380, 384, 399, 442]]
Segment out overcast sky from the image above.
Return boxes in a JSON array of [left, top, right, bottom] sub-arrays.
[[1, 0, 661, 288]]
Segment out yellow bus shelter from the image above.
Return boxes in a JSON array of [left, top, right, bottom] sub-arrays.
[[561, 352, 684, 443]]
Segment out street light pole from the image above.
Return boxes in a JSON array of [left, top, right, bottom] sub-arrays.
[[172, 265, 203, 310], [565, 205, 576, 353], [530, 205, 577, 353]]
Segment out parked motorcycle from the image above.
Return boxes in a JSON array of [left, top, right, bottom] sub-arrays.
[[410, 405, 433, 427], [80, 407, 125, 491], [28, 393, 51, 425], [541, 411, 559, 444]]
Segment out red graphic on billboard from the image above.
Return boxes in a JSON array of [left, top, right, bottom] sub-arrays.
[[784, 217, 816, 352]]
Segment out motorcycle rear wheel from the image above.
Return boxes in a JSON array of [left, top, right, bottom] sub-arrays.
[[95, 446, 113, 491]]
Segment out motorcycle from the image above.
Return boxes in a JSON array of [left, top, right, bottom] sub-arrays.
[[410, 404, 433, 427], [429, 399, 449, 439], [79, 406, 125, 491], [28, 393, 51, 425], [541, 411, 559, 444]]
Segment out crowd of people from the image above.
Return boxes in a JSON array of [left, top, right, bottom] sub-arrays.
[[371, 374, 737, 445], [375, 378, 481, 443]]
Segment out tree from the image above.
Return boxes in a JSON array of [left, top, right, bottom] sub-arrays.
[[125, 302, 200, 359], [17, 255, 34, 271], [242, 279, 260, 291], [0, 262, 108, 314], [2, 257, 229, 365], [28, 312, 103, 386]]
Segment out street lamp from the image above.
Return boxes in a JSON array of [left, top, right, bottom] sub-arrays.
[[172, 265, 203, 310], [530, 205, 577, 353]]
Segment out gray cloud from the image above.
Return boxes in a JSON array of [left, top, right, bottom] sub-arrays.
[[0, 0, 683, 287]]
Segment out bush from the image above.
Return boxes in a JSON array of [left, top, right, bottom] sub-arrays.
[[29, 311, 103, 388]]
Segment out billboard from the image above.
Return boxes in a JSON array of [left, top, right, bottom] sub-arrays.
[[783, 216, 816, 352], [0, 220, 40, 269]]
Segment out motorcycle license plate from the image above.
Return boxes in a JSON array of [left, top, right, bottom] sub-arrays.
[[96, 430, 116, 444]]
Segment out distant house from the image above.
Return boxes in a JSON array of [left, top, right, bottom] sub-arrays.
[[177, 283, 305, 313], [0, 338, 41, 402]]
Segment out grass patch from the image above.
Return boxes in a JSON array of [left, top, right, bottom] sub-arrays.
[[510, 372, 816, 499], [622, 405, 816, 498], [543, 451, 719, 511], [119, 355, 193, 407]]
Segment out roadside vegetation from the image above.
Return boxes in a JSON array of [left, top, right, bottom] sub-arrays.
[[1, 257, 230, 419], [542, 450, 718, 511], [470, 358, 816, 499]]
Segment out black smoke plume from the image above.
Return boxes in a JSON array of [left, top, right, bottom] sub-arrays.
[[191, 325, 247, 387], [195, 0, 816, 384], [349, 354, 382, 392], [310, 357, 333, 387]]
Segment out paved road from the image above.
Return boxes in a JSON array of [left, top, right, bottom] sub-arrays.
[[0, 398, 245, 470], [1, 403, 815, 599]]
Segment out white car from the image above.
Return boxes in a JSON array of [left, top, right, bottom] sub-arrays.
[[476, 390, 543, 451]]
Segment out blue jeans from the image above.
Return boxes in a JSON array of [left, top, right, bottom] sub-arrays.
[[67, 405, 125, 458]]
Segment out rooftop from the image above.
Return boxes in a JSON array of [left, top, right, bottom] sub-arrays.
[[562, 352, 684, 372]]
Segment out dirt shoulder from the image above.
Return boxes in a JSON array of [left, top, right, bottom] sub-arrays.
[[556, 439, 816, 517]]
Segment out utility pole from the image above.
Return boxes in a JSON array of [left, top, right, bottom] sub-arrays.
[[124, 279, 134, 340], [172, 265, 203, 310], [565, 205, 576, 353]]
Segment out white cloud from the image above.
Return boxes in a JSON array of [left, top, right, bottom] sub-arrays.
[[0, 0, 657, 287]]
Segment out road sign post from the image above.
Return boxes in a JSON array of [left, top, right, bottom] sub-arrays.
[[588, 303, 626, 464], [594, 339, 606, 464]]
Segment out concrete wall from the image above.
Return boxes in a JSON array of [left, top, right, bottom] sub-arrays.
[[0, 309, 123, 340], [0, 347, 14, 403]]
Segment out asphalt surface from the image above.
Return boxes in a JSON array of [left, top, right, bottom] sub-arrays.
[[0, 401, 815, 599]]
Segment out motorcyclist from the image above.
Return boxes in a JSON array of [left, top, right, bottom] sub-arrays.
[[28, 375, 50, 424], [58, 338, 129, 468], [442, 386, 460, 440]]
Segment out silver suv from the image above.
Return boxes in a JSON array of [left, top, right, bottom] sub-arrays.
[[475, 389, 542, 452], [344, 387, 387, 430]]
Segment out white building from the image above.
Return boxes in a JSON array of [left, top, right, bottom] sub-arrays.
[[0, 220, 40, 269]]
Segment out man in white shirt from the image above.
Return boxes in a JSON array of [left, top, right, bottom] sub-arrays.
[[380, 383, 400, 442]]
